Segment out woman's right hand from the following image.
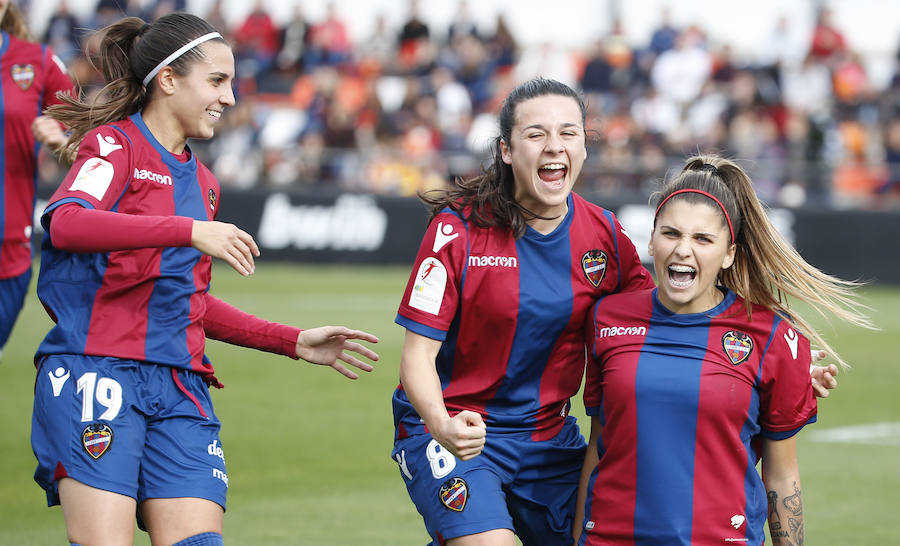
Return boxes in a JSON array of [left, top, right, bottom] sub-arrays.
[[431, 410, 487, 461], [191, 220, 260, 276]]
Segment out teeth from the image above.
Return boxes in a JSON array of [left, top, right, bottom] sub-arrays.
[[207, 110, 221, 119], [669, 264, 696, 273], [539, 163, 565, 170]]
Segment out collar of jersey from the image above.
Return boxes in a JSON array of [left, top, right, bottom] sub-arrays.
[[129, 112, 197, 174], [0, 32, 9, 57], [651, 286, 737, 322], [523, 193, 574, 241]]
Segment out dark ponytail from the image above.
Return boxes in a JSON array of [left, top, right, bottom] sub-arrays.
[[48, 13, 226, 164]]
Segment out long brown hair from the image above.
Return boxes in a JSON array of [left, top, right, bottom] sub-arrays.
[[420, 78, 586, 238], [48, 12, 226, 163], [1, 3, 31, 41], [652, 155, 874, 367]]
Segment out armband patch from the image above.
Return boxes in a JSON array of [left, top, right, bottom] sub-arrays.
[[69, 157, 114, 201], [409, 257, 447, 315]]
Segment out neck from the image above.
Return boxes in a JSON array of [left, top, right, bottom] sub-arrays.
[[526, 203, 568, 235], [141, 102, 187, 154]]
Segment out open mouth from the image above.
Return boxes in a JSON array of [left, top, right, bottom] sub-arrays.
[[538, 163, 567, 184], [667, 264, 696, 288], [207, 109, 222, 120]]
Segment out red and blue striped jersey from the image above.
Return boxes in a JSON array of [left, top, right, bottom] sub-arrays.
[[36, 113, 221, 375], [582, 288, 817, 545], [0, 32, 74, 278], [394, 192, 654, 441]]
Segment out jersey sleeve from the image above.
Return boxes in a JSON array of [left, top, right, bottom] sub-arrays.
[[42, 47, 76, 107], [49, 204, 193, 252], [610, 212, 655, 292], [583, 299, 605, 416], [203, 294, 302, 358], [42, 125, 133, 226], [395, 209, 468, 341], [758, 320, 817, 439]]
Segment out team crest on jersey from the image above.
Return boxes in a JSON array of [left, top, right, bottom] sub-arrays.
[[11, 64, 34, 90], [208, 188, 217, 211], [82, 424, 113, 460], [581, 249, 608, 288], [439, 477, 468, 511], [722, 330, 753, 365]]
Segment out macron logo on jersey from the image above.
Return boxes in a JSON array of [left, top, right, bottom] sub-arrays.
[[133, 168, 173, 186], [432, 222, 459, 252], [596, 325, 647, 338], [468, 255, 518, 268]]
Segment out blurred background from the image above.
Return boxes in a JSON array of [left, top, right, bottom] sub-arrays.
[[24, 0, 900, 208]]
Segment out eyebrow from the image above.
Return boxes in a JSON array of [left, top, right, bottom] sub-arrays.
[[520, 122, 582, 131], [209, 71, 233, 79], [659, 224, 722, 238]]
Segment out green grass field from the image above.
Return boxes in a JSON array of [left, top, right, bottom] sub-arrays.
[[1, 263, 897, 544]]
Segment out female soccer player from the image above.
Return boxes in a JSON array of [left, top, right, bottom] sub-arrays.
[[0, 0, 74, 359], [391, 78, 655, 545], [576, 157, 872, 545], [31, 13, 378, 546]]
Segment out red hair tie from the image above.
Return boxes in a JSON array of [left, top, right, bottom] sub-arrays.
[[654, 189, 735, 242]]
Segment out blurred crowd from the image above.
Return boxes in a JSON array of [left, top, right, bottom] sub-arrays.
[[32, 0, 900, 208]]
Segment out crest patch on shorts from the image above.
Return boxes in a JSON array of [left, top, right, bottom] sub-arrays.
[[722, 330, 753, 365], [439, 477, 468, 511], [82, 423, 113, 459]]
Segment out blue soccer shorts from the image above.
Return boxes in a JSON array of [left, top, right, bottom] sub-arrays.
[[0, 267, 32, 352], [391, 416, 586, 545], [32, 354, 228, 509]]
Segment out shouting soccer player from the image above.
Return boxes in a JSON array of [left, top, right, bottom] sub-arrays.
[[576, 156, 873, 545]]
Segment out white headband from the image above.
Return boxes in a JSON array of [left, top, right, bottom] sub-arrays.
[[142, 32, 222, 88]]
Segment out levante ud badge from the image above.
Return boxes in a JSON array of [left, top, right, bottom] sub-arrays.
[[582, 249, 608, 288], [82, 423, 113, 460], [439, 477, 468, 512], [11, 64, 34, 90], [722, 330, 753, 365]]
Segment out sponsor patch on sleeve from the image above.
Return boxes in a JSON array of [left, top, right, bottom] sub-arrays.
[[69, 157, 114, 201], [408, 257, 447, 315]]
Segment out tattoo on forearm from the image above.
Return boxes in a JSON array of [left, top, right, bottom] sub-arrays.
[[767, 483, 804, 545], [767, 490, 782, 530], [783, 482, 803, 516]]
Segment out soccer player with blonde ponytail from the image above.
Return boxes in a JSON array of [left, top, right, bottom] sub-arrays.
[[576, 155, 873, 545]]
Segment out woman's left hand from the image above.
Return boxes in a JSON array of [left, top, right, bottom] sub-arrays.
[[810, 352, 839, 398], [295, 326, 379, 379]]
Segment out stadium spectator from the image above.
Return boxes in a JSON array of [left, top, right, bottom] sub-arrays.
[[391, 78, 655, 545], [30, 13, 378, 546], [650, 26, 712, 107], [809, 6, 847, 65], [276, 4, 310, 73], [305, 1, 352, 68], [397, 0, 431, 72], [576, 156, 871, 544], [233, 0, 280, 79], [41, 0, 80, 63], [0, 0, 75, 360]]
